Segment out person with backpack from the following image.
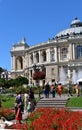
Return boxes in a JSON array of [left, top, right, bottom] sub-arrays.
[[51, 84, 56, 98], [14, 91, 24, 123]]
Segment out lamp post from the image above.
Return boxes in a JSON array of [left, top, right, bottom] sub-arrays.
[[32, 64, 45, 98]]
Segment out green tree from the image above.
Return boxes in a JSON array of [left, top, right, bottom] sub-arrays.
[[7, 76, 28, 88], [0, 78, 6, 87], [0, 67, 5, 77], [15, 76, 28, 86]]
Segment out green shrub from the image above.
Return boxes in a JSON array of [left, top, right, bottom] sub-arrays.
[[4, 112, 15, 121]]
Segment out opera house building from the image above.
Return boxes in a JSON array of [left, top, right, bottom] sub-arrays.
[[10, 18, 82, 85]]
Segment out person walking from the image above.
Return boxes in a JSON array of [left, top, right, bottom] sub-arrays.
[[44, 82, 50, 98], [15, 105, 22, 124], [57, 83, 63, 97], [14, 91, 23, 123], [51, 84, 56, 98], [68, 85, 73, 96]]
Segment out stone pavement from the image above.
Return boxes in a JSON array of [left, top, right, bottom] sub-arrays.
[[35, 93, 82, 111]]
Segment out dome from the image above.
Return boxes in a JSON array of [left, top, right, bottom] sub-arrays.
[[71, 17, 80, 26], [55, 17, 82, 39]]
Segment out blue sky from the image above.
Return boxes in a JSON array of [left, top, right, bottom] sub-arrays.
[[0, 0, 82, 71]]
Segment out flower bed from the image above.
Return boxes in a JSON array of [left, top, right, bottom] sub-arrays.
[[27, 108, 82, 130], [2, 108, 82, 130], [1, 108, 15, 121]]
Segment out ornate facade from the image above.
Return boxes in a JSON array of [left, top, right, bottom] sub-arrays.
[[10, 18, 82, 85]]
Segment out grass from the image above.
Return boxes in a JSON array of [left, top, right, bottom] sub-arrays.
[[0, 94, 82, 108], [0, 94, 15, 108], [66, 96, 82, 107]]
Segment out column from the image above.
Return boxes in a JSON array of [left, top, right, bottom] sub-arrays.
[[68, 43, 73, 60], [54, 47, 57, 62], [11, 56, 13, 70], [46, 48, 50, 62], [73, 43, 75, 59], [33, 52, 36, 64], [12, 55, 16, 70], [39, 50, 41, 63], [58, 47, 60, 61]]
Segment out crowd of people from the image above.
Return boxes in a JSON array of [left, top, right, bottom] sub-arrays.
[[43, 80, 80, 98], [14, 89, 36, 124], [14, 80, 80, 123], [43, 81, 63, 98]]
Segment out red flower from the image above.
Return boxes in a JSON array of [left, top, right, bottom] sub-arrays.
[[32, 71, 45, 80], [29, 108, 82, 130]]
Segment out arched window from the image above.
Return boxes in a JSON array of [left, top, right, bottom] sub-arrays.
[[35, 52, 39, 63], [30, 54, 33, 64], [50, 49, 55, 61], [42, 50, 46, 62], [16, 56, 23, 70], [61, 47, 68, 60]]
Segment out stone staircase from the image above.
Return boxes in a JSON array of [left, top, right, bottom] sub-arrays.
[[35, 97, 68, 108]]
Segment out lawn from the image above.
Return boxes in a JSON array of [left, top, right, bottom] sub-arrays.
[[0, 94, 82, 108], [0, 94, 15, 108], [66, 96, 82, 107]]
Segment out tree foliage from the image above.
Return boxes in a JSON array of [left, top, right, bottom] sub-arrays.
[[0, 67, 4, 74], [8, 76, 28, 87]]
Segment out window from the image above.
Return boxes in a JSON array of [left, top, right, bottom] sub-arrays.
[[50, 52, 55, 61], [30, 54, 33, 64], [63, 54, 67, 59], [50, 49, 55, 61], [16, 56, 23, 70], [36, 53, 39, 63], [61, 47, 68, 60], [42, 51, 46, 62], [30, 70, 32, 77], [76, 45, 82, 58]]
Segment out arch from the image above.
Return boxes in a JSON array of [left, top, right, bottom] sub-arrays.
[[60, 47, 68, 60], [16, 56, 23, 70], [41, 50, 46, 62], [35, 52, 39, 63], [30, 54, 33, 64]]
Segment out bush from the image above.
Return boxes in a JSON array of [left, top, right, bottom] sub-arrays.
[[1, 108, 15, 121]]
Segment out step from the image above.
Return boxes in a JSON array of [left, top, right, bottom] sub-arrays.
[[38, 100, 67, 103], [36, 105, 65, 108], [36, 97, 68, 108]]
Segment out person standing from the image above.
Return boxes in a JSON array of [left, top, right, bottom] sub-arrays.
[[67, 85, 73, 96], [24, 89, 29, 112], [29, 89, 36, 112], [75, 83, 79, 97]]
